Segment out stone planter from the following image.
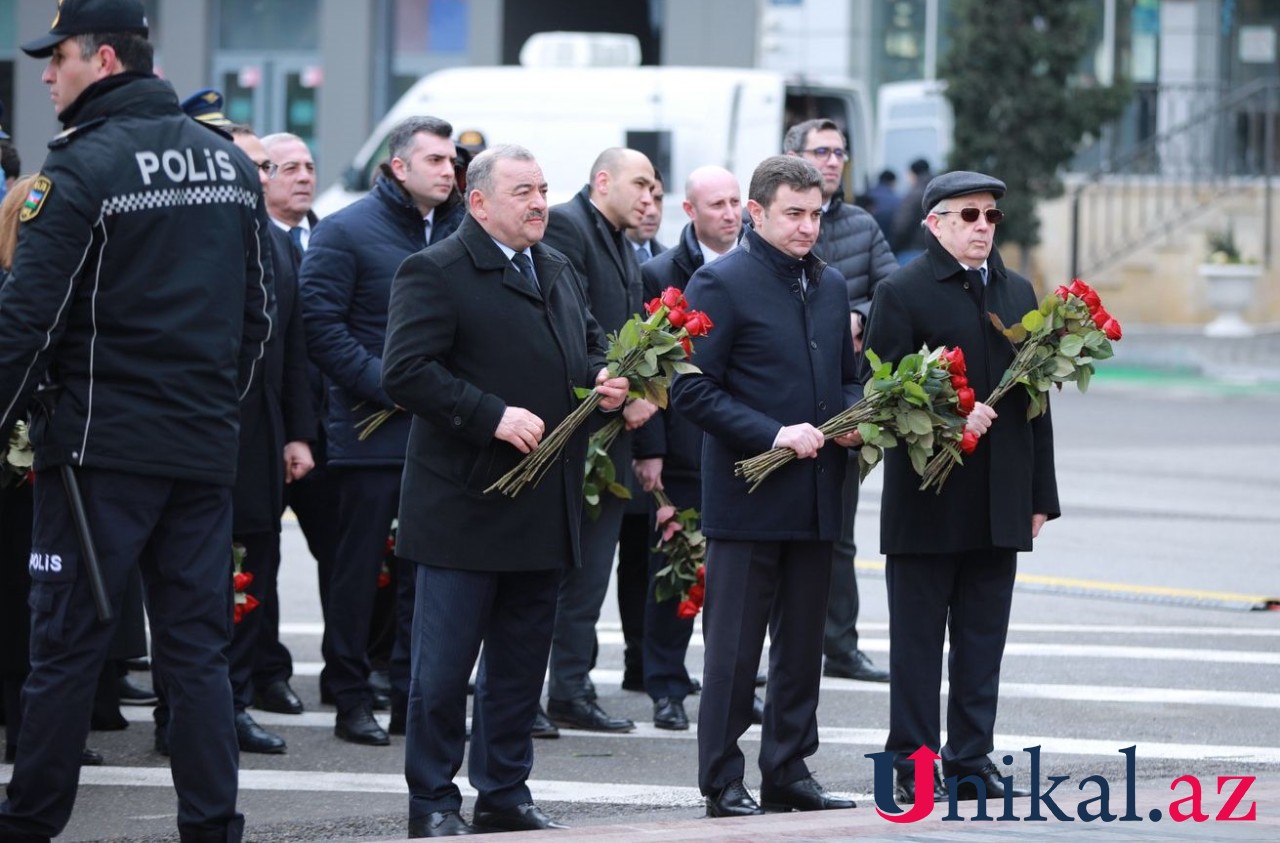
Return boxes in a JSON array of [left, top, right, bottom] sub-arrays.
[[1199, 263, 1262, 337]]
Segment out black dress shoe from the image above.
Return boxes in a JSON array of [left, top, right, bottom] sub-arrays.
[[235, 711, 287, 754], [408, 810, 475, 837], [621, 670, 645, 692], [689, 677, 702, 695], [118, 675, 159, 705], [949, 763, 1030, 800], [653, 697, 689, 731], [80, 747, 104, 766], [335, 706, 389, 746], [531, 705, 559, 739], [473, 802, 568, 832], [760, 775, 855, 812], [750, 694, 764, 724], [823, 650, 890, 683], [547, 698, 634, 733], [154, 728, 169, 757], [90, 707, 129, 731], [895, 763, 947, 804], [705, 779, 764, 818], [372, 689, 392, 711], [369, 669, 393, 696], [254, 679, 304, 714]]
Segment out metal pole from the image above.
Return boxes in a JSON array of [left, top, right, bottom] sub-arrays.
[[1070, 189, 1081, 279]]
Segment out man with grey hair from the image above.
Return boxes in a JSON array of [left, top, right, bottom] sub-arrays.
[[672, 155, 861, 818], [385, 144, 628, 836], [784, 117, 895, 685], [301, 114, 465, 747]]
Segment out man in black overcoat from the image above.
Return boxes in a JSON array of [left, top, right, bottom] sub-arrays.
[[671, 156, 862, 818], [862, 171, 1060, 804], [540, 147, 657, 734], [382, 144, 629, 837]]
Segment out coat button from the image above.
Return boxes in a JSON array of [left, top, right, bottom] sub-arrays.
[[809, 340, 818, 350], [452, 416, 462, 426], [818, 401, 827, 411]]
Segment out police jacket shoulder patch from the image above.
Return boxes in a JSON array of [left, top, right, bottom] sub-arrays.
[[19, 175, 52, 223]]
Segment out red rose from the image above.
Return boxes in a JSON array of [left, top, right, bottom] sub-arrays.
[[385, 537, 396, 555], [667, 307, 688, 328], [676, 599, 700, 619], [233, 605, 244, 624], [1081, 289, 1101, 310], [243, 593, 260, 613], [1069, 278, 1091, 298], [950, 374, 969, 391], [960, 430, 979, 454], [1055, 285, 1071, 301], [688, 583, 705, 605], [696, 564, 705, 586], [679, 336, 693, 357], [660, 287, 685, 310], [1103, 318, 1123, 341], [683, 310, 714, 337], [956, 387, 976, 416], [645, 297, 662, 315], [1091, 308, 1111, 328], [233, 572, 253, 592], [943, 346, 967, 376], [377, 570, 392, 589]]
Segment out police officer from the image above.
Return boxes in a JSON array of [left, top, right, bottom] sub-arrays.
[[0, 2, 274, 841]]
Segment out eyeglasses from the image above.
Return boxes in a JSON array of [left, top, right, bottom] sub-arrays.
[[936, 207, 1005, 224], [803, 147, 846, 161]]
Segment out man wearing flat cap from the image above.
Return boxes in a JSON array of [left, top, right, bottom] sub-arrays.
[[0, 1, 272, 840], [863, 171, 1059, 806]]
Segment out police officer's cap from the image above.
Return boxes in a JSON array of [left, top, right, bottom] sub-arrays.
[[922, 171, 1006, 213], [22, 0, 149, 59], [181, 89, 233, 127]]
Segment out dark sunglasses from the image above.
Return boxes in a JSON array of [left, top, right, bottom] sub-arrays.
[[936, 207, 1005, 224]]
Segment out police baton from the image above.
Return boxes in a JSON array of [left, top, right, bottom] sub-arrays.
[[60, 463, 113, 623], [32, 384, 112, 622]]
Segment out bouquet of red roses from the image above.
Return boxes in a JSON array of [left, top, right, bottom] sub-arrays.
[[735, 344, 969, 491], [650, 489, 707, 619], [486, 287, 712, 497], [919, 277, 1122, 493], [231, 543, 260, 624]]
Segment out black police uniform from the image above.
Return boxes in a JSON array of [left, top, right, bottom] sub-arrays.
[[0, 72, 274, 841]]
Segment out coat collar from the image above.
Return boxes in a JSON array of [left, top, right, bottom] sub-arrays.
[[923, 229, 1008, 286], [456, 214, 568, 302], [572, 185, 631, 281], [738, 227, 828, 285]]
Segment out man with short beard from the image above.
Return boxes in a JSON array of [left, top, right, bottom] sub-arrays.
[[539, 147, 656, 736]]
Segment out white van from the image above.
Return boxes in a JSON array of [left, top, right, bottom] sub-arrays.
[[313, 35, 871, 245], [873, 79, 953, 184]]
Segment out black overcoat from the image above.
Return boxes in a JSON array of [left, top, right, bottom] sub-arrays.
[[382, 214, 607, 573], [863, 232, 1060, 554], [232, 226, 316, 534], [671, 229, 861, 542]]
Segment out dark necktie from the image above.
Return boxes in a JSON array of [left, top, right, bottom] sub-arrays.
[[511, 252, 540, 295], [288, 226, 305, 259]]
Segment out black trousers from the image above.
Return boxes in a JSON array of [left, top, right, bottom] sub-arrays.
[[0, 469, 242, 841], [884, 549, 1017, 777], [405, 564, 560, 818], [824, 451, 862, 659], [697, 538, 832, 795], [615, 511, 649, 680], [286, 464, 339, 696], [321, 466, 410, 713], [641, 475, 698, 702]]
